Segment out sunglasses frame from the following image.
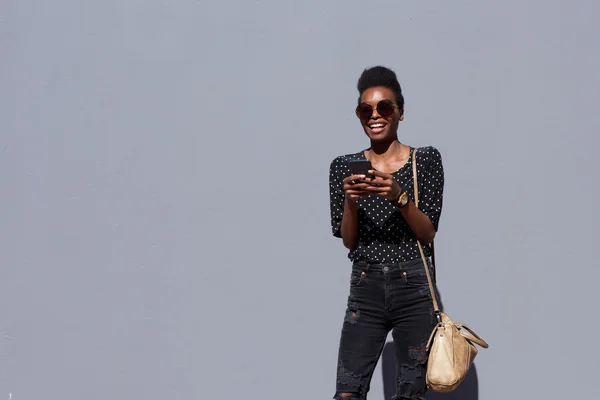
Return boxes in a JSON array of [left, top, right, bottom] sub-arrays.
[[355, 99, 400, 120]]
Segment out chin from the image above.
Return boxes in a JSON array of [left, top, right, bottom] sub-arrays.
[[364, 124, 399, 141], [366, 131, 394, 143]]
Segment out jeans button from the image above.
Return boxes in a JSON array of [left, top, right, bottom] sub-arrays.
[[383, 266, 389, 272]]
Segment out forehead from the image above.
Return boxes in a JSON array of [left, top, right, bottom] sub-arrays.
[[360, 86, 396, 104]]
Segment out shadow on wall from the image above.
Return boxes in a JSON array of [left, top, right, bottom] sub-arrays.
[[381, 291, 479, 400]]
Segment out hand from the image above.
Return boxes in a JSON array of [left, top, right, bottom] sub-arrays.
[[343, 174, 371, 201], [365, 170, 403, 201]]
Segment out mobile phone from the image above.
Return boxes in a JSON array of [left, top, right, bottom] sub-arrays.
[[349, 160, 374, 179]]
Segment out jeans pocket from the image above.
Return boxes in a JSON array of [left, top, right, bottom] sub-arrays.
[[350, 267, 366, 287], [401, 265, 431, 287]]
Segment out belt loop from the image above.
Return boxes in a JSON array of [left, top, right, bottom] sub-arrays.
[[397, 260, 405, 271], [363, 262, 371, 273]]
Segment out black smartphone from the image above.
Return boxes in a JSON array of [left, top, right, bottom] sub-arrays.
[[349, 160, 374, 179]]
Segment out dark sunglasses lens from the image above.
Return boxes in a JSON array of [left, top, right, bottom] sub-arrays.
[[377, 100, 395, 118], [356, 103, 373, 119]]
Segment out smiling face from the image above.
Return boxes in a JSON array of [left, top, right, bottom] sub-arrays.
[[356, 86, 404, 143]]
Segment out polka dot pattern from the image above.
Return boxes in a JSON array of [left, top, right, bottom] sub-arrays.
[[329, 146, 444, 263]]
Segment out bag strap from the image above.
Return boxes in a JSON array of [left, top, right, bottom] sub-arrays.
[[412, 148, 441, 318]]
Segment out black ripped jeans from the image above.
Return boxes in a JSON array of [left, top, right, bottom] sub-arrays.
[[334, 257, 439, 400]]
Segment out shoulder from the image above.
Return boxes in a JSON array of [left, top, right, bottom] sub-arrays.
[[414, 146, 444, 177], [329, 151, 364, 171], [414, 145, 442, 163]]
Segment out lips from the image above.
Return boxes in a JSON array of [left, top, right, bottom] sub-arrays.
[[368, 122, 387, 134]]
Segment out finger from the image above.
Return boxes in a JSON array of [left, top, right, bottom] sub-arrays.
[[345, 189, 370, 196], [345, 182, 371, 190], [367, 189, 393, 199], [369, 169, 392, 180], [364, 186, 389, 193], [369, 176, 391, 188], [346, 190, 368, 198], [344, 174, 367, 183], [368, 177, 390, 187], [347, 186, 370, 192]]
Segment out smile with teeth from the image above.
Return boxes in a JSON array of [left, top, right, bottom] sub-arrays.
[[368, 123, 387, 133]]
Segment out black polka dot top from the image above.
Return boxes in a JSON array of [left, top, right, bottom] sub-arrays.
[[329, 146, 444, 264]]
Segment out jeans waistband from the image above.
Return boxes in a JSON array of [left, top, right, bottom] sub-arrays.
[[353, 256, 431, 270]]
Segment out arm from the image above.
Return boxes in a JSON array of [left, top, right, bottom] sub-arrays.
[[366, 178, 437, 245], [366, 147, 444, 245], [340, 171, 374, 249], [411, 147, 444, 244], [329, 158, 369, 250], [340, 196, 359, 250], [397, 200, 436, 245]]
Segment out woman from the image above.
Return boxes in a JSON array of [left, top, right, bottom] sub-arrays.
[[329, 66, 444, 400]]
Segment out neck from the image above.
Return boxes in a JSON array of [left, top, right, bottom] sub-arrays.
[[368, 139, 406, 161]]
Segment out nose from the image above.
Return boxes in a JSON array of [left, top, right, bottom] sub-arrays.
[[370, 108, 382, 119]]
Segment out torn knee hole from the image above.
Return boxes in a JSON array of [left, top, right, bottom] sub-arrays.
[[408, 345, 428, 364], [399, 364, 422, 384], [335, 392, 361, 400], [344, 300, 360, 324]]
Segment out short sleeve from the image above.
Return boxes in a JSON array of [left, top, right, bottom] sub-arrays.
[[417, 147, 444, 231], [329, 157, 347, 238]]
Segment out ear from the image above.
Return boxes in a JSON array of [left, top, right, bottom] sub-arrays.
[[399, 109, 404, 121]]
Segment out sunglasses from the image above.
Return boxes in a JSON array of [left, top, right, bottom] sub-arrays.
[[355, 99, 400, 120]]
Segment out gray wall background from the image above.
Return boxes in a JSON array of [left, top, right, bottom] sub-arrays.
[[2, 0, 599, 399]]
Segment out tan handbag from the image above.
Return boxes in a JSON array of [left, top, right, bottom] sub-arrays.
[[411, 149, 489, 393]]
